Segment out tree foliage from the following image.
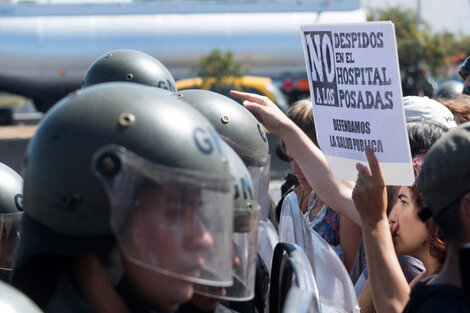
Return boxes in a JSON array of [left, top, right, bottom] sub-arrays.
[[192, 49, 249, 91], [368, 7, 470, 95]]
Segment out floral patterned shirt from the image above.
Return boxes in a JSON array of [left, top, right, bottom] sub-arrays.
[[304, 193, 341, 246]]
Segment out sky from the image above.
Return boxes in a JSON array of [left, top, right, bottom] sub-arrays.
[[363, 0, 470, 36]]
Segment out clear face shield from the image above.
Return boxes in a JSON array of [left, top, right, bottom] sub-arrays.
[[194, 207, 260, 301], [0, 212, 22, 272], [279, 192, 309, 247], [93, 145, 234, 287], [238, 153, 271, 221], [308, 229, 360, 313], [279, 193, 359, 312], [236, 153, 277, 277]]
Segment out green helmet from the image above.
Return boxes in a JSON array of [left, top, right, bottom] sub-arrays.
[[82, 49, 177, 92], [175, 90, 268, 155], [175, 89, 271, 218], [175, 89, 278, 294], [20, 82, 235, 287], [194, 141, 260, 301], [0, 162, 23, 273]]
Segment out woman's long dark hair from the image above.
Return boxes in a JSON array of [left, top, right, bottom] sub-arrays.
[[409, 154, 446, 273]]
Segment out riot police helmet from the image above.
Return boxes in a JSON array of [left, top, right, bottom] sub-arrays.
[[175, 89, 271, 220], [83, 49, 177, 92], [14, 83, 235, 302]]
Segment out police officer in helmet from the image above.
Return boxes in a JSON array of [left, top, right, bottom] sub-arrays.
[[178, 141, 260, 313], [176, 90, 276, 313], [11, 82, 235, 313]]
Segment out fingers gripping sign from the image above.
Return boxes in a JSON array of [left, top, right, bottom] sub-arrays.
[[229, 90, 290, 136], [352, 146, 388, 223]]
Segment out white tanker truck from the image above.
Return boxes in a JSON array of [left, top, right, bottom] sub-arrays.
[[0, 0, 365, 111]]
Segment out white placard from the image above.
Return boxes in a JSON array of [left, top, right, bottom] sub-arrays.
[[301, 21, 413, 186]]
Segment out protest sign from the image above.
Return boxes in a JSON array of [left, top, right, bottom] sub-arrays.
[[301, 21, 414, 186]]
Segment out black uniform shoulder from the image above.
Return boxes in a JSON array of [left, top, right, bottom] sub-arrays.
[[403, 282, 469, 313]]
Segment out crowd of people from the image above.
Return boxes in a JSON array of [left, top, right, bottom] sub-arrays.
[[0, 50, 469, 313]]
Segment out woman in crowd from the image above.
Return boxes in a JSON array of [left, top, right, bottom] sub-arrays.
[[353, 148, 446, 313], [352, 119, 449, 296], [280, 99, 361, 271]]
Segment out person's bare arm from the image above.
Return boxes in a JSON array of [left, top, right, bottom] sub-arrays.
[[352, 147, 410, 313], [358, 278, 375, 313], [339, 214, 362, 272], [230, 90, 361, 226]]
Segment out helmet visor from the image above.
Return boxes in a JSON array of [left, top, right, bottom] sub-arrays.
[[93, 145, 234, 286], [257, 219, 279, 275], [239, 153, 271, 220], [194, 207, 260, 301], [0, 212, 22, 271]]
